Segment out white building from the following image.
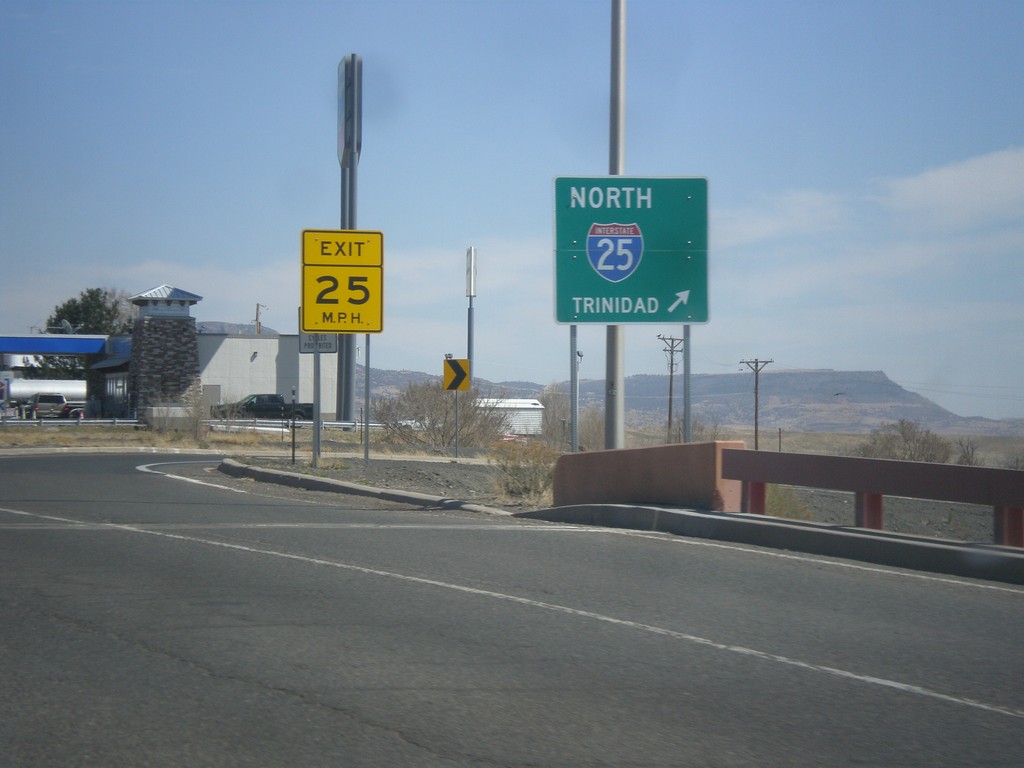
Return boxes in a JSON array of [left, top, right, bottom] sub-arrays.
[[197, 333, 340, 418]]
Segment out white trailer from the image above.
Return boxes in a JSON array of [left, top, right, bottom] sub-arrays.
[[1, 377, 87, 406], [478, 398, 545, 436]]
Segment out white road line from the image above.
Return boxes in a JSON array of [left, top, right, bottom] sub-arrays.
[[0, 519, 587, 532], [4, 503, 1023, 721], [137, 461, 249, 493], [604, 529, 1024, 595]]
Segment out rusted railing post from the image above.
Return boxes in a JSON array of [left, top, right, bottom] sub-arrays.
[[855, 492, 884, 530], [994, 507, 1024, 548], [743, 481, 767, 515]]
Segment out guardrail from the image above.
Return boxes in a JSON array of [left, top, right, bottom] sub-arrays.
[[205, 418, 382, 433], [0, 416, 383, 433], [0, 416, 140, 428], [720, 449, 1024, 547]]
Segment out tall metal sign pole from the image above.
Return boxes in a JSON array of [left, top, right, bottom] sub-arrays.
[[466, 246, 477, 369], [338, 54, 362, 423], [683, 324, 692, 442], [607, 0, 626, 449], [555, 1, 708, 450]]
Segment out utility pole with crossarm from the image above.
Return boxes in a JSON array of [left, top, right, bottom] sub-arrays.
[[740, 358, 773, 450], [658, 334, 684, 443]]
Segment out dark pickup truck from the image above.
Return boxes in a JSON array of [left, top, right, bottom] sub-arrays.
[[210, 394, 313, 420]]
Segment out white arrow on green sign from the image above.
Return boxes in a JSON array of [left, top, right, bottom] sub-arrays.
[[553, 176, 708, 324]]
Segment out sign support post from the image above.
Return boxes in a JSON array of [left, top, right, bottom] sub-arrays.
[[313, 346, 321, 466], [338, 54, 362, 427], [607, 0, 626, 450]]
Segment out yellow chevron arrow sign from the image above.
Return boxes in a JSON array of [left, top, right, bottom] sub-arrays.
[[443, 358, 470, 391]]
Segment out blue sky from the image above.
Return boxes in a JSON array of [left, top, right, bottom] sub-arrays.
[[2, 0, 1022, 419]]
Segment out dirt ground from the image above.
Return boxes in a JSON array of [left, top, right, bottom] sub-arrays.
[[791, 487, 995, 543]]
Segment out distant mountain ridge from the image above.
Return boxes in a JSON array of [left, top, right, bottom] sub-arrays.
[[357, 367, 1024, 436]]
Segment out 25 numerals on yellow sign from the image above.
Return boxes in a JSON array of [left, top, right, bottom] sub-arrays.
[[301, 266, 382, 332]]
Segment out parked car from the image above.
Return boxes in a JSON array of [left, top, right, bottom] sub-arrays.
[[58, 402, 87, 419], [27, 393, 70, 419]]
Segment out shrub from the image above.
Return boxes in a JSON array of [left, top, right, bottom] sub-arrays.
[[489, 440, 559, 502], [854, 419, 951, 463]]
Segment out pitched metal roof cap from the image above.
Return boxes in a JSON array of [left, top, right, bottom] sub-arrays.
[[129, 285, 203, 305]]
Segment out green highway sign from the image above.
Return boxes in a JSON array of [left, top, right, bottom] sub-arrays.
[[553, 176, 708, 324]]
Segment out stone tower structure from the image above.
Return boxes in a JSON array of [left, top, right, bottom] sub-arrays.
[[128, 285, 202, 416]]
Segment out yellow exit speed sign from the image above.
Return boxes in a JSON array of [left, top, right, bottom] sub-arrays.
[[301, 230, 383, 333]]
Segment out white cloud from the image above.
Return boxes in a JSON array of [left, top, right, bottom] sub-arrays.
[[874, 146, 1024, 233], [713, 189, 850, 251]]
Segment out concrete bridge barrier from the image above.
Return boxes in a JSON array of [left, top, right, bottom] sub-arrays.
[[552, 441, 745, 512]]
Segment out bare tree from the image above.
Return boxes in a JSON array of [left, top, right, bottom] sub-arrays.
[[955, 437, 982, 466], [854, 419, 952, 463], [536, 385, 572, 450], [576, 406, 604, 452], [372, 382, 507, 454], [676, 413, 723, 443]]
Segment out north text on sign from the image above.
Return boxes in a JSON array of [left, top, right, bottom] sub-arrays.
[[569, 186, 652, 209]]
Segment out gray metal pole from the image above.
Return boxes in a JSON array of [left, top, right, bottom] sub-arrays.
[[605, 0, 626, 450], [363, 334, 370, 464], [466, 247, 476, 371], [454, 390, 460, 460], [467, 299, 474, 370], [312, 349, 321, 468], [683, 324, 692, 442], [338, 54, 361, 423], [570, 325, 579, 452]]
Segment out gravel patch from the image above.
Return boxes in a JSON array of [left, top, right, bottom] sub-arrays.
[[794, 487, 995, 543]]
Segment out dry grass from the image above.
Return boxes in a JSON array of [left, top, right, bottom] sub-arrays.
[[765, 484, 813, 520], [0, 423, 316, 453], [0, 424, 160, 449], [488, 440, 559, 506]]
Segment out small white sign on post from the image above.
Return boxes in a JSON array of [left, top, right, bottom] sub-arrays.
[[300, 333, 339, 354]]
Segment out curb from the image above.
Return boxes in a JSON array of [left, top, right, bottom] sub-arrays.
[[516, 504, 1024, 586], [218, 458, 513, 516]]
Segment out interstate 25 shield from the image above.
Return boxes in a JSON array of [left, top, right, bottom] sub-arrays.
[[586, 223, 643, 283]]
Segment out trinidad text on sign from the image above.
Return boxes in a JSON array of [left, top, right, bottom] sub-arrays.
[[569, 186, 653, 209], [572, 296, 660, 315]]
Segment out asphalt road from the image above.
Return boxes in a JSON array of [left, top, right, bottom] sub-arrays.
[[2, 452, 1022, 767]]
